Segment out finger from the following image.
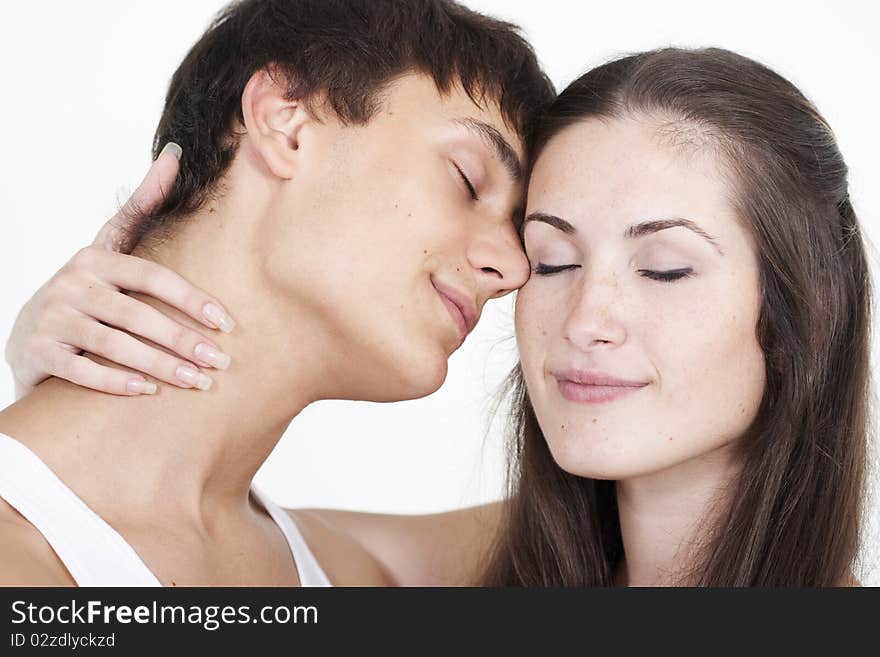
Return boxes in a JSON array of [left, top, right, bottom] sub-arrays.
[[93, 142, 182, 252], [78, 286, 231, 370], [86, 249, 236, 333], [68, 319, 214, 391], [46, 348, 156, 397]]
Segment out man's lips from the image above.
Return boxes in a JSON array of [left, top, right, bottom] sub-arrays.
[[432, 279, 478, 344], [552, 369, 649, 404]]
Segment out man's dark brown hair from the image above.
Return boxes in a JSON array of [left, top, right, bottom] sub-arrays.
[[130, 0, 555, 249]]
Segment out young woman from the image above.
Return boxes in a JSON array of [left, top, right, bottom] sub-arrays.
[[6, 48, 872, 586], [486, 48, 871, 586]]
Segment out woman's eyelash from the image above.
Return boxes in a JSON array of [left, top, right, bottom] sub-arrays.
[[533, 263, 580, 275], [531, 264, 693, 281], [454, 164, 479, 201], [637, 268, 694, 282]]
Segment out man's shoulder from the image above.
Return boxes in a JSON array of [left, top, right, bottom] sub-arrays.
[[0, 501, 74, 586]]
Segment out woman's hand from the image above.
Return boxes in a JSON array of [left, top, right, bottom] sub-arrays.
[[4, 144, 236, 399]]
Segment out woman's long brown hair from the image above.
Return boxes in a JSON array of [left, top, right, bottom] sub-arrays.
[[484, 48, 872, 586]]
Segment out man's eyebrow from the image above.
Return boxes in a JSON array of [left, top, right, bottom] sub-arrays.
[[625, 218, 723, 254], [453, 117, 523, 182]]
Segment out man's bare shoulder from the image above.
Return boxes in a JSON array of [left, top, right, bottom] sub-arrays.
[[0, 501, 74, 586], [288, 501, 506, 586]]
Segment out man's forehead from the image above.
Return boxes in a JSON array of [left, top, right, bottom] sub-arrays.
[[379, 73, 525, 162]]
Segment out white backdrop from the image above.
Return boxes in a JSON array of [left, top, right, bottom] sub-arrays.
[[0, 0, 877, 583]]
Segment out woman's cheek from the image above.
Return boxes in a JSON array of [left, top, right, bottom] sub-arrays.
[[515, 286, 550, 363], [658, 294, 765, 433]]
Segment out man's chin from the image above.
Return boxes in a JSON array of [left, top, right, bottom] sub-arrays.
[[376, 348, 450, 402]]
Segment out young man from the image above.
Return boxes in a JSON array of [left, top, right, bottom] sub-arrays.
[[0, 0, 554, 586]]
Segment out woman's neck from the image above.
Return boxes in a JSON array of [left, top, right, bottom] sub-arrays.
[[614, 443, 743, 587]]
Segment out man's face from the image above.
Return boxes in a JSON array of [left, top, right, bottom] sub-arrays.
[[260, 73, 530, 401]]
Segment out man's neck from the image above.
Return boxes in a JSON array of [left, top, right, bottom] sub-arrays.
[[0, 179, 331, 526]]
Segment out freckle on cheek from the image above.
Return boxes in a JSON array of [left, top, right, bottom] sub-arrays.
[[591, 418, 597, 424]]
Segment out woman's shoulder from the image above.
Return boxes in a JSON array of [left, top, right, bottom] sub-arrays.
[[287, 501, 507, 586], [841, 572, 862, 587]]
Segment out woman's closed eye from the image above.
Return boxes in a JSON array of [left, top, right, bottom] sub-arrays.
[[637, 267, 694, 282], [531, 263, 694, 281], [532, 263, 581, 275]]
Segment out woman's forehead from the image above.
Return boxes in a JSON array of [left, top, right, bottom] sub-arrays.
[[526, 118, 737, 233]]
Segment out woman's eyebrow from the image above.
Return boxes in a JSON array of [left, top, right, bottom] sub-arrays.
[[521, 213, 724, 256], [452, 117, 523, 182], [625, 218, 724, 255], [522, 212, 576, 235]]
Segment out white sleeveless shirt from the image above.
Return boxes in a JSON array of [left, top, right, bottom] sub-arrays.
[[0, 432, 331, 587]]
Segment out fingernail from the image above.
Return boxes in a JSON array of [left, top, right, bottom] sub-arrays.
[[127, 379, 158, 395], [159, 142, 182, 160], [202, 302, 236, 333], [194, 343, 231, 370], [176, 365, 213, 391]]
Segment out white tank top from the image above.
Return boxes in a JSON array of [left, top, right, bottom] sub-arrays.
[[0, 432, 331, 587]]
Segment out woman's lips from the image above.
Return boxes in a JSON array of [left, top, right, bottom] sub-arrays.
[[553, 370, 649, 404]]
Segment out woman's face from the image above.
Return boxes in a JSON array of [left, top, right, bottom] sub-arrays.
[[516, 116, 766, 480]]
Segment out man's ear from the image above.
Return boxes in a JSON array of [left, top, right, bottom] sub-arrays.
[[240, 68, 311, 180]]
